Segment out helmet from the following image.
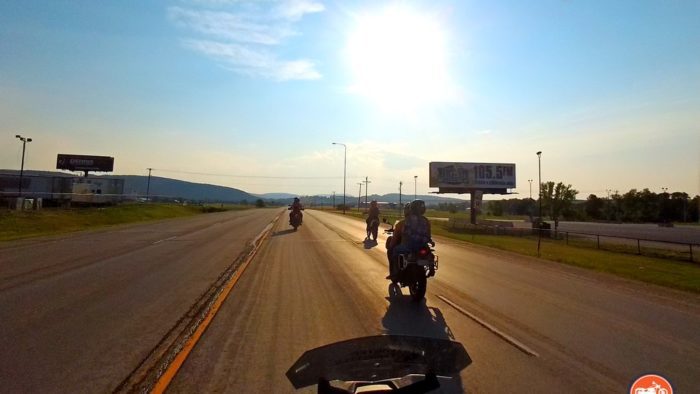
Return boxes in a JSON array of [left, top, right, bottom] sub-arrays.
[[411, 199, 426, 215], [403, 203, 411, 217], [293, 197, 300, 202], [370, 200, 378, 206]]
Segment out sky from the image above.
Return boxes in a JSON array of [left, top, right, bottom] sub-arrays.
[[1, 0, 699, 198]]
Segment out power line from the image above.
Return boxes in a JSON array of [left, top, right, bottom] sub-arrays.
[[151, 168, 345, 180], [150, 168, 395, 181]]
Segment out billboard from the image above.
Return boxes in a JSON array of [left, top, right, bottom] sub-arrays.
[[56, 154, 114, 172], [429, 162, 516, 191]]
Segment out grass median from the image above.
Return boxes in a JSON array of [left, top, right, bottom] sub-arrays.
[[325, 209, 700, 293], [0, 203, 252, 242]]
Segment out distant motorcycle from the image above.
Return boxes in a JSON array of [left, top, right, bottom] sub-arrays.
[[366, 217, 379, 241], [288, 207, 304, 231], [384, 219, 438, 301]]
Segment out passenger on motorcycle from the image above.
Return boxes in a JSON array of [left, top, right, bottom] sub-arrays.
[[366, 200, 380, 238], [387, 200, 432, 281], [386, 203, 412, 280], [289, 197, 303, 224]]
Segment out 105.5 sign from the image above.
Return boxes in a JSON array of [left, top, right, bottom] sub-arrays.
[[429, 162, 516, 190]]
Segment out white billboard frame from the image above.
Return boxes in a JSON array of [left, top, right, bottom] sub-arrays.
[[429, 162, 516, 193]]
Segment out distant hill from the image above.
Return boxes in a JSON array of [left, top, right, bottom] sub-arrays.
[[271, 193, 468, 207], [255, 192, 298, 200], [118, 176, 256, 202], [0, 170, 470, 204]]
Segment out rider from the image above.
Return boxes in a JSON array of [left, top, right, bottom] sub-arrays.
[[289, 197, 303, 224], [366, 200, 380, 237], [387, 199, 432, 281], [386, 202, 412, 280]]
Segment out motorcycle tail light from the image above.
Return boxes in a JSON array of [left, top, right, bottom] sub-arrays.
[[419, 248, 428, 256]]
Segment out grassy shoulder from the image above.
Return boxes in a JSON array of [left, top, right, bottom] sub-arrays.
[[325, 209, 700, 293], [0, 203, 252, 242]]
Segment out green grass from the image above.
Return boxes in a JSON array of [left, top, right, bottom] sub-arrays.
[[432, 227, 700, 293], [0, 203, 253, 241], [326, 209, 700, 293]]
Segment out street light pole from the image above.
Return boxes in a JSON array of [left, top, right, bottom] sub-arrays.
[[15, 135, 32, 198], [536, 151, 542, 257], [528, 179, 533, 199], [414, 175, 417, 200], [332, 142, 347, 214], [399, 181, 403, 211]]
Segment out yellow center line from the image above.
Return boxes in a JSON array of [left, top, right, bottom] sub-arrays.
[[150, 215, 280, 393]]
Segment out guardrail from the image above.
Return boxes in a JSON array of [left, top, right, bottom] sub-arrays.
[[446, 219, 698, 263]]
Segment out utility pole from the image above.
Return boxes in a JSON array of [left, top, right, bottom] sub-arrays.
[[146, 168, 153, 201], [528, 179, 533, 199], [357, 182, 363, 211], [332, 191, 335, 210], [399, 181, 403, 212], [363, 176, 371, 206], [15, 135, 32, 198]]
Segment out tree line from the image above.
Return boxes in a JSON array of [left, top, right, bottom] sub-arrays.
[[484, 182, 699, 225]]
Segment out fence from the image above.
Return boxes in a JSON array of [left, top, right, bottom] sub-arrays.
[[446, 219, 698, 263]]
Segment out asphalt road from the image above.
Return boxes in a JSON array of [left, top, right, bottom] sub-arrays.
[[0, 208, 279, 392], [170, 210, 700, 393]]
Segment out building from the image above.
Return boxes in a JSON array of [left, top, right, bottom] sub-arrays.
[[0, 171, 124, 207]]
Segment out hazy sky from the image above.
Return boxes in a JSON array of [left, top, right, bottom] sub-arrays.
[[1, 0, 699, 198]]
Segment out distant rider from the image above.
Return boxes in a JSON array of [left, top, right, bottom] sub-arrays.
[[366, 200, 380, 237], [289, 197, 303, 224]]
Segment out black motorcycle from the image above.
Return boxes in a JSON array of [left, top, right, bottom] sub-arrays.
[[384, 220, 438, 302], [288, 207, 304, 231]]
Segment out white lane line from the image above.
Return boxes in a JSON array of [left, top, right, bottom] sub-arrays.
[[152, 236, 177, 245], [437, 294, 539, 358]]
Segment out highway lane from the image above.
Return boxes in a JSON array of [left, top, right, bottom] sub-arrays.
[[170, 210, 700, 392], [0, 208, 280, 392], [308, 211, 700, 390]]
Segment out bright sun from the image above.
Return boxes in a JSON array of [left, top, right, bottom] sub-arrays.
[[346, 5, 454, 111]]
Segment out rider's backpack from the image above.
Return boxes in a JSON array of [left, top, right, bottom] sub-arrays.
[[402, 215, 430, 251]]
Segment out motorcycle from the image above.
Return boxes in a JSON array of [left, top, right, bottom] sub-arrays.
[[383, 219, 438, 302], [366, 217, 379, 241], [288, 207, 304, 231], [287, 335, 471, 393]]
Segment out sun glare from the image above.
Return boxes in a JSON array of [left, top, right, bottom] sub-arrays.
[[346, 5, 454, 111]]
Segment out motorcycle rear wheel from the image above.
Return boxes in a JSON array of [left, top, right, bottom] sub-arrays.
[[408, 274, 427, 302]]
